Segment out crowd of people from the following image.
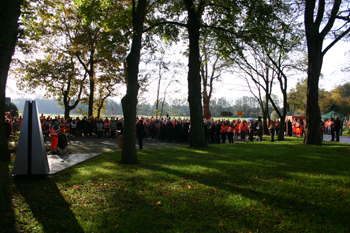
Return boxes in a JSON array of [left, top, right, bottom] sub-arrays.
[[320, 116, 345, 142], [4, 113, 348, 153]]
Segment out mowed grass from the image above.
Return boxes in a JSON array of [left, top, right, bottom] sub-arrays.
[[1, 137, 350, 233]]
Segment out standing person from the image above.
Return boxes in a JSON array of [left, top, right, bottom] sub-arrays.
[[49, 119, 59, 154], [330, 117, 335, 141], [136, 120, 144, 149], [84, 117, 90, 136], [96, 119, 104, 138], [104, 117, 110, 138], [110, 117, 117, 139], [254, 116, 263, 141], [239, 120, 247, 141], [268, 120, 275, 142], [320, 119, 325, 141], [71, 119, 77, 136], [228, 123, 234, 143], [65, 118, 71, 136], [210, 122, 216, 143], [248, 120, 254, 142], [275, 120, 280, 136], [5, 118, 12, 140], [221, 122, 228, 143], [287, 119, 292, 136], [334, 116, 340, 142], [12, 118, 20, 133], [166, 119, 173, 142], [216, 121, 222, 143], [59, 119, 65, 134]]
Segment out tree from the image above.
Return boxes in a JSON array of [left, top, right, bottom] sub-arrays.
[[0, 0, 22, 208], [200, 36, 229, 120], [287, 78, 308, 115], [14, 54, 88, 119], [5, 102, 19, 117], [121, 0, 147, 164], [15, 0, 126, 118], [221, 0, 302, 139], [183, 0, 207, 147], [304, 0, 350, 145], [287, 78, 334, 116], [328, 83, 350, 116]]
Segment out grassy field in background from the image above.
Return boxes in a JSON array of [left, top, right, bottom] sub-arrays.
[[1, 137, 350, 232]]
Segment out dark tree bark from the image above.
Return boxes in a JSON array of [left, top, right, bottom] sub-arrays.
[[76, 50, 95, 117], [0, 0, 22, 208], [304, 0, 348, 145], [184, 0, 206, 147], [121, 0, 147, 164], [88, 52, 95, 117], [63, 72, 86, 119], [202, 94, 211, 119]]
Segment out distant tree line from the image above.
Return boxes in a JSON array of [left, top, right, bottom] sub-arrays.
[[11, 95, 279, 119]]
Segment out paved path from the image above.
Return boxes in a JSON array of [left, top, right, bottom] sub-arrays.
[[45, 134, 350, 175], [323, 134, 350, 143], [45, 135, 189, 174]]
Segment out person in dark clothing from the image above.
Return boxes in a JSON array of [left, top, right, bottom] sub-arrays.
[[248, 120, 254, 142], [82, 117, 89, 136], [330, 117, 335, 141], [268, 120, 275, 142], [5, 119, 12, 140], [166, 120, 173, 142], [255, 116, 263, 141], [182, 121, 190, 143], [334, 116, 340, 142], [210, 123, 216, 143], [136, 120, 145, 149], [287, 119, 292, 136], [216, 122, 221, 144]]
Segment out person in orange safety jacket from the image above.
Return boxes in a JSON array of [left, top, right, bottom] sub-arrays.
[[50, 119, 60, 154], [220, 123, 228, 143]]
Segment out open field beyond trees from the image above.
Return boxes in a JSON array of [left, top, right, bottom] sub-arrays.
[[1, 137, 350, 233]]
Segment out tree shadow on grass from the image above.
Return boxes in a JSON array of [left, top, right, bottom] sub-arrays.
[[14, 176, 84, 233], [0, 161, 16, 233], [140, 152, 350, 231]]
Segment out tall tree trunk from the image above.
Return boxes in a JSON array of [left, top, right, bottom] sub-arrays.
[[184, 0, 206, 147], [203, 93, 211, 119], [304, 41, 323, 144], [155, 62, 162, 119], [121, 0, 147, 164], [88, 74, 94, 117], [303, 0, 345, 145], [88, 52, 95, 117], [303, 0, 325, 145], [0, 0, 22, 208], [278, 94, 287, 141]]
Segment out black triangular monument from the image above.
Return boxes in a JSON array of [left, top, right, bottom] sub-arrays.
[[12, 101, 49, 175]]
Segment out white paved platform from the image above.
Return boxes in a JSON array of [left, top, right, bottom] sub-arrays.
[[47, 153, 100, 174]]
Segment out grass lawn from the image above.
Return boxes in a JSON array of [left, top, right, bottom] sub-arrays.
[[1, 137, 350, 232]]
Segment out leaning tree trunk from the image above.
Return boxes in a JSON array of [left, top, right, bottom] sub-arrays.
[[263, 94, 269, 135], [121, 0, 147, 164], [0, 0, 22, 208], [185, 0, 206, 147]]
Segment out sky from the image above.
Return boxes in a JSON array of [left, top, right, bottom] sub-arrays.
[[6, 39, 350, 105]]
